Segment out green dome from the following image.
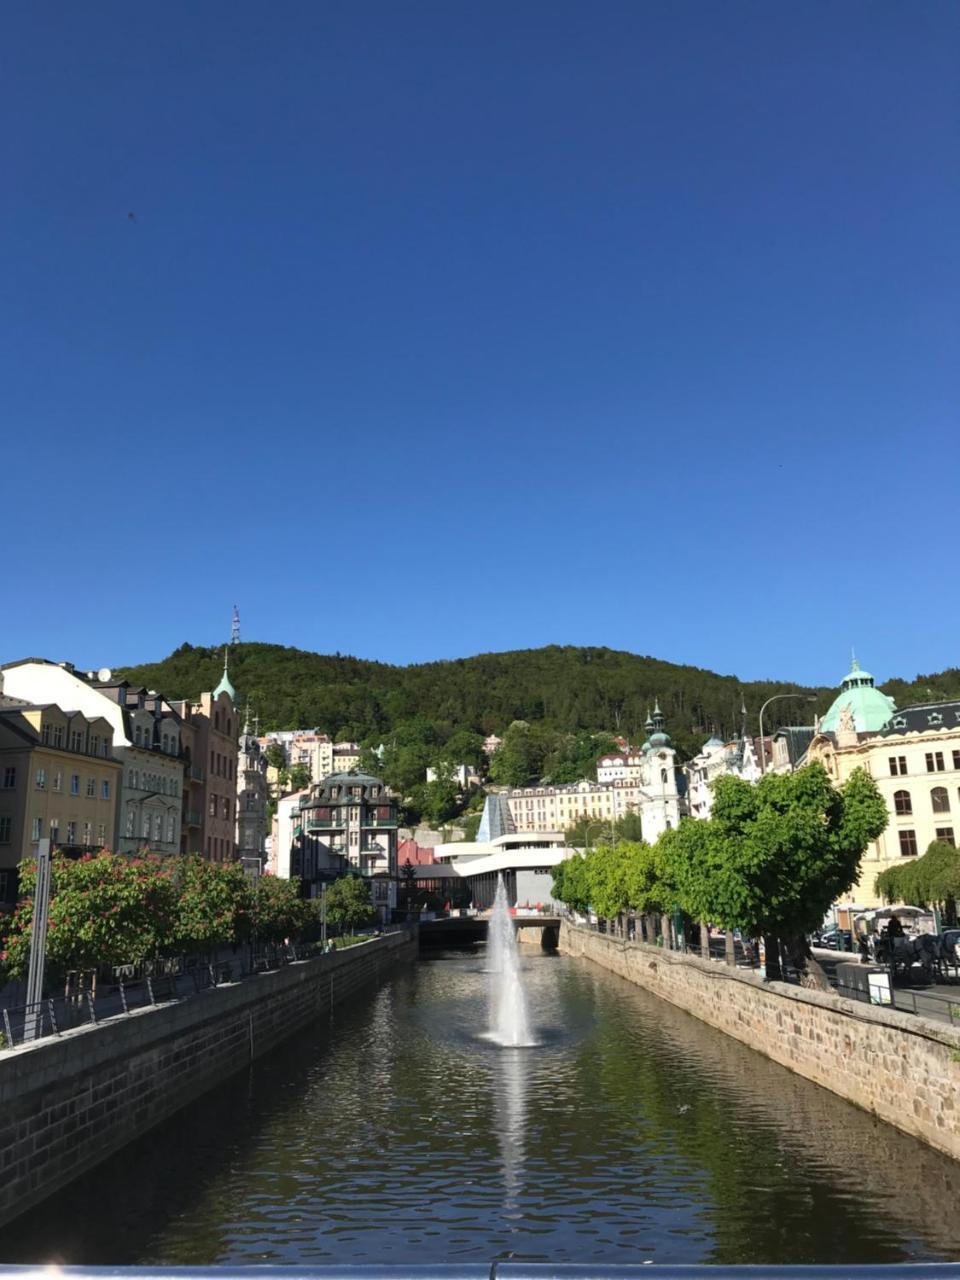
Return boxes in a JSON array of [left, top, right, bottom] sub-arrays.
[[820, 656, 895, 735], [213, 649, 237, 703]]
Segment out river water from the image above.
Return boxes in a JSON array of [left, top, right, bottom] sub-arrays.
[[4, 949, 960, 1265]]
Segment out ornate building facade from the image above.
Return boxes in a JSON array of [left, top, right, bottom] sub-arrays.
[[236, 708, 269, 873]]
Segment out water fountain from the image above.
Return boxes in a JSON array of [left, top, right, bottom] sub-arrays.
[[487, 874, 535, 1047]]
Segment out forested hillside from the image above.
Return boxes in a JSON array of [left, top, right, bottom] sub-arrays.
[[116, 642, 960, 768], [116, 642, 822, 759]]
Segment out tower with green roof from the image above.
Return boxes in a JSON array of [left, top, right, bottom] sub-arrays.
[[819, 654, 896, 735]]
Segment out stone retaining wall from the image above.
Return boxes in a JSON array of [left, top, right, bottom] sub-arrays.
[[560, 921, 960, 1161], [0, 929, 416, 1228]]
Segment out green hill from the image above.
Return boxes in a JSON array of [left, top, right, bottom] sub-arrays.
[[115, 641, 960, 763]]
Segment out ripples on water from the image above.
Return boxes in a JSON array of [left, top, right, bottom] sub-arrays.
[[4, 950, 960, 1265]]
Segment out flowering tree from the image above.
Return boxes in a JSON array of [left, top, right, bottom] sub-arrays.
[[170, 855, 253, 955], [251, 872, 311, 945], [1, 852, 178, 981]]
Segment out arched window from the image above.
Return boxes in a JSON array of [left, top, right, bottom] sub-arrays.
[[134, 725, 142, 746], [932, 786, 950, 814], [894, 790, 912, 816]]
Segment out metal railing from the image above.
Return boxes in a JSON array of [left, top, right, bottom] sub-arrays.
[[1, 1265, 960, 1279]]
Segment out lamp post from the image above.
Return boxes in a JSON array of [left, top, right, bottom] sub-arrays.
[[758, 695, 818, 775]]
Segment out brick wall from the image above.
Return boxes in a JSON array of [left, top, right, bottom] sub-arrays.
[[560, 922, 960, 1162], [0, 929, 416, 1228]]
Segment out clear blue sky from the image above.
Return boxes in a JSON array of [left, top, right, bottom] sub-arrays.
[[3, 1, 957, 687]]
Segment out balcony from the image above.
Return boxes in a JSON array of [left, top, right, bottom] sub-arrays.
[[305, 819, 338, 832], [189, 765, 205, 783], [185, 810, 202, 827], [367, 816, 397, 829]]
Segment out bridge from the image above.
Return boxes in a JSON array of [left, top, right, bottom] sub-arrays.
[[418, 913, 560, 949]]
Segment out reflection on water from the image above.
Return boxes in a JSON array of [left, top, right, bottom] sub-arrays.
[[3, 951, 959, 1265]]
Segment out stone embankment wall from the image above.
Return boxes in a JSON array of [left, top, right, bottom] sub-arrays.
[[0, 929, 416, 1228], [560, 922, 960, 1161]]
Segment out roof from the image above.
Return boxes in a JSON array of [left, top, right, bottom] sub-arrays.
[[877, 701, 960, 737], [820, 655, 896, 734]]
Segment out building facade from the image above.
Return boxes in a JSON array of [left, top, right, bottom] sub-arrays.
[[170, 661, 240, 862], [496, 705, 684, 842], [294, 771, 398, 920], [0, 703, 122, 902], [808, 698, 960, 908], [236, 709, 269, 873], [0, 661, 185, 858], [685, 733, 762, 821]]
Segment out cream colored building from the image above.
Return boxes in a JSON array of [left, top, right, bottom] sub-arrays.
[[258, 731, 361, 789], [807, 698, 960, 908], [0, 702, 122, 902]]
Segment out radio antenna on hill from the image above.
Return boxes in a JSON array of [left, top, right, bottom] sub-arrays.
[[231, 605, 241, 645]]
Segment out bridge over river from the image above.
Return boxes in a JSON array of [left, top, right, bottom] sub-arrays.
[[418, 913, 560, 948]]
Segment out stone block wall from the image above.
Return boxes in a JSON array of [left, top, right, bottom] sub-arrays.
[[560, 922, 960, 1161], [0, 929, 416, 1228]]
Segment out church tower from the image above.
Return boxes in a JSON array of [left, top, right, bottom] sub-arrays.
[[236, 704, 269, 873]]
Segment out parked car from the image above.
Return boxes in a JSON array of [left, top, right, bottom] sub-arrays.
[[812, 927, 853, 951]]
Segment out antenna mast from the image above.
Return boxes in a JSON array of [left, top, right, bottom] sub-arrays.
[[231, 605, 241, 645]]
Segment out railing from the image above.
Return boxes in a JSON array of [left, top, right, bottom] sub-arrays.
[[1, 1266, 959, 1279], [189, 764, 205, 782], [185, 809, 202, 827]]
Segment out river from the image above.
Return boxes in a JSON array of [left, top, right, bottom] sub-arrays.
[[4, 948, 959, 1264]]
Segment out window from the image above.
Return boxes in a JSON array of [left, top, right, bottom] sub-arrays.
[[91, 735, 100, 756], [153, 813, 162, 841], [926, 752, 946, 773], [35, 768, 47, 790], [162, 734, 169, 753], [166, 814, 175, 843], [31, 816, 43, 842], [932, 786, 950, 813], [2, 767, 15, 789], [70, 729, 84, 752], [936, 828, 955, 846], [889, 756, 908, 776], [52, 770, 62, 792], [70, 774, 80, 795], [209, 797, 217, 817], [214, 711, 220, 731], [142, 814, 150, 840], [82, 821, 91, 845], [0, 817, 10, 843], [210, 749, 215, 772], [49, 818, 59, 843], [98, 823, 106, 845], [41, 723, 51, 744], [135, 725, 142, 746], [67, 820, 77, 843], [222, 797, 230, 819], [893, 790, 912, 816], [102, 779, 110, 800], [126, 809, 135, 837], [86, 776, 95, 797], [52, 725, 64, 748], [898, 829, 918, 857]]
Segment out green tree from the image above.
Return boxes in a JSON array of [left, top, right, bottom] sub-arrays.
[[1, 852, 178, 982], [288, 762, 311, 792], [488, 721, 552, 787], [325, 875, 374, 933], [442, 730, 486, 769], [251, 872, 311, 945], [551, 853, 592, 914], [661, 764, 887, 982], [172, 855, 253, 955], [877, 840, 960, 923], [264, 743, 286, 772]]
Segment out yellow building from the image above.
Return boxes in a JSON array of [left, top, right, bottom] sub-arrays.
[[0, 702, 122, 903], [807, 697, 960, 908]]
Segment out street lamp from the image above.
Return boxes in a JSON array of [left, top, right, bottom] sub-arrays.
[[758, 694, 818, 774]]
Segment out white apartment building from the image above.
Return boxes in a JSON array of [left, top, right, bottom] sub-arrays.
[[596, 752, 644, 783], [685, 734, 762, 820], [259, 731, 362, 783]]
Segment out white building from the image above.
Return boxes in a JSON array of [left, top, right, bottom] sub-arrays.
[[268, 789, 310, 879], [0, 660, 185, 855], [596, 752, 644, 783], [425, 762, 481, 789], [495, 704, 684, 843], [434, 830, 574, 909], [685, 733, 762, 820]]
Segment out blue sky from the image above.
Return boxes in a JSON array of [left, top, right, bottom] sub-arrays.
[[3, 1, 957, 687]]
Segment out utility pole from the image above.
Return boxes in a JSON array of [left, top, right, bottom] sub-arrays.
[[24, 839, 52, 1040]]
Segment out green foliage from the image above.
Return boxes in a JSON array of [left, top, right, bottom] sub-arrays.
[[543, 731, 619, 784], [117, 641, 844, 764], [461, 812, 482, 842], [551, 853, 592, 914], [487, 721, 552, 786], [287, 762, 311, 792], [564, 811, 644, 847], [667, 765, 888, 938], [876, 840, 960, 908], [414, 775, 461, 827], [324, 875, 374, 932], [171, 856, 253, 954], [2, 853, 179, 980], [251, 873, 311, 944], [264, 743, 287, 772]]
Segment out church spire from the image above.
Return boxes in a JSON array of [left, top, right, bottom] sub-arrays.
[[213, 644, 237, 703]]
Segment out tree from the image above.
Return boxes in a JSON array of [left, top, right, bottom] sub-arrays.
[[400, 858, 417, 911], [264, 743, 287, 773], [551, 853, 591, 914], [251, 872, 311, 945], [442, 730, 486, 770], [288, 762, 311, 792], [877, 840, 960, 923], [324, 875, 374, 933], [659, 764, 887, 983], [171, 855, 253, 955], [1, 852, 179, 982], [488, 721, 551, 787]]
